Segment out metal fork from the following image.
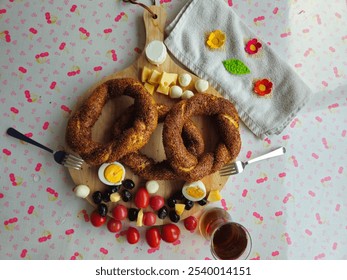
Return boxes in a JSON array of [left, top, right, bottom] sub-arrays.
[[220, 146, 286, 176], [6, 127, 84, 170]]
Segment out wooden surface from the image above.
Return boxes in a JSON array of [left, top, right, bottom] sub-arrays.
[[67, 6, 229, 224]]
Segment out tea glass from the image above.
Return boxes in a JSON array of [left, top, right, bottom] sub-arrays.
[[199, 207, 252, 260]]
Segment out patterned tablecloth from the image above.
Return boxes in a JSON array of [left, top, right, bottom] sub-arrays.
[[1, 0, 346, 260]]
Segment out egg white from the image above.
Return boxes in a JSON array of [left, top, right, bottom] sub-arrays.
[[98, 161, 125, 186], [182, 180, 206, 202]]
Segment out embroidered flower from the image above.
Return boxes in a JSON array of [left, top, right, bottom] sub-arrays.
[[253, 79, 273, 96], [245, 38, 262, 55], [206, 30, 226, 49]]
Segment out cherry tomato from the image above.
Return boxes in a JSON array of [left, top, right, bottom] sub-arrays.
[[161, 223, 180, 243], [146, 227, 161, 248], [90, 210, 107, 227], [143, 211, 157, 226], [126, 226, 140, 244], [107, 218, 122, 233], [183, 216, 198, 231], [134, 188, 150, 208], [149, 195, 165, 211], [112, 204, 128, 221]]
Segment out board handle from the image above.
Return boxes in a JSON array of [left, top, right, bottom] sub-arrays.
[[143, 5, 167, 45]]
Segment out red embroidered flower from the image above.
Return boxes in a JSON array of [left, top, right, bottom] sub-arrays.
[[254, 79, 273, 96], [245, 38, 262, 55]]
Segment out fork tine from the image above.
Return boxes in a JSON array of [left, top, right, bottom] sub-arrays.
[[220, 163, 237, 173], [67, 154, 84, 163], [219, 165, 238, 176], [63, 155, 84, 170], [219, 168, 236, 176], [63, 163, 83, 170], [64, 158, 83, 166]]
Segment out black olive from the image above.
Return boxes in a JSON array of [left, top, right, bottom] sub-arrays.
[[97, 203, 108, 217], [167, 197, 177, 208], [169, 210, 180, 223], [157, 206, 168, 219], [109, 185, 120, 193], [184, 199, 194, 210], [92, 191, 103, 204], [122, 179, 135, 190], [128, 208, 139, 221], [197, 197, 207, 206], [102, 191, 111, 203], [121, 189, 132, 202], [172, 189, 184, 200]]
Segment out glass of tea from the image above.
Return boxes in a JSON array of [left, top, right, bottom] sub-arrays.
[[199, 207, 252, 260]]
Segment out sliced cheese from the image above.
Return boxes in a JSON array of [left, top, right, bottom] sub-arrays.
[[156, 83, 170, 95], [110, 192, 121, 203], [144, 82, 155, 95], [148, 69, 162, 85], [141, 66, 152, 82], [175, 203, 185, 216], [136, 209, 144, 227], [160, 72, 178, 87]]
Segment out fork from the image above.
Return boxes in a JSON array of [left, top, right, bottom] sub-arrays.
[[6, 127, 84, 170], [220, 146, 286, 176]]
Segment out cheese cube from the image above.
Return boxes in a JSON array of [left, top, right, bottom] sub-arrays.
[[159, 72, 178, 87], [156, 83, 170, 95], [175, 203, 185, 216], [141, 66, 153, 83], [148, 69, 162, 85], [110, 192, 121, 203], [144, 82, 155, 95], [136, 209, 144, 227], [207, 190, 222, 202]]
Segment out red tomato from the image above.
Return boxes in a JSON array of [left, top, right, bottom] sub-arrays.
[[143, 211, 157, 226], [161, 223, 180, 243], [107, 218, 122, 233], [183, 216, 198, 231], [146, 227, 161, 248], [90, 210, 107, 227], [149, 195, 165, 211], [126, 227, 140, 244], [134, 188, 150, 208], [112, 204, 128, 221]]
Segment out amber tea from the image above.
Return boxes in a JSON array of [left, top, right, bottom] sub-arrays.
[[199, 207, 251, 260]]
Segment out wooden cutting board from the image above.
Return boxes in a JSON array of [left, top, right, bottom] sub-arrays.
[[67, 5, 229, 225]]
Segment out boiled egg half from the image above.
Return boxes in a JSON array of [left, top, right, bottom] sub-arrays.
[[182, 180, 206, 202], [98, 161, 125, 186]]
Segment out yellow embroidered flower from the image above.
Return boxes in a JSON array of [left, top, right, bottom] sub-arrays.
[[206, 30, 226, 49]]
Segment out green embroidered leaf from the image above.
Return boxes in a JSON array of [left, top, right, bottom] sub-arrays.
[[222, 59, 250, 75]]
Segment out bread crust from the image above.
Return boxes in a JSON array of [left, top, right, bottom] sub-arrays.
[[65, 78, 158, 166], [163, 93, 241, 182]]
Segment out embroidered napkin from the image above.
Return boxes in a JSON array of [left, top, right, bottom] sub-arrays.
[[164, 0, 312, 138]]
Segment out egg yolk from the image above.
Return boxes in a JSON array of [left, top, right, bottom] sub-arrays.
[[104, 164, 123, 183], [186, 186, 205, 199]]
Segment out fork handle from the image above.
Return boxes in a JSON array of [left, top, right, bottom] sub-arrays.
[[247, 147, 286, 165], [7, 127, 54, 154]]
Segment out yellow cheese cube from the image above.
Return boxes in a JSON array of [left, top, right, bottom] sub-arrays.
[[175, 203, 185, 216], [156, 83, 170, 95], [148, 69, 162, 85], [207, 190, 222, 202], [159, 72, 178, 87], [141, 66, 152, 83], [110, 192, 121, 203], [136, 209, 143, 227], [144, 82, 155, 95]]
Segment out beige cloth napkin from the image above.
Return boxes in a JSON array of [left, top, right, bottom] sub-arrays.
[[164, 0, 312, 138]]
